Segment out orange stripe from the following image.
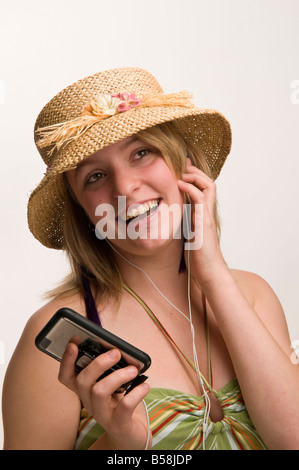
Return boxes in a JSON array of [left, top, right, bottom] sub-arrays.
[[225, 417, 259, 449], [152, 411, 181, 435], [151, 404, 197, 435], [149, 398, 201, 421], [78, 416, 94, 434]]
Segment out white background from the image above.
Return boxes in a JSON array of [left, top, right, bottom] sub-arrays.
[[0, 0, 298, 449]]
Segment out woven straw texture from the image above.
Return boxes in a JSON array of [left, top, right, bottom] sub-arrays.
[[28, 67, 232, 249]]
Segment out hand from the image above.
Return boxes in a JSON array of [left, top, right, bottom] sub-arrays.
[[177, 159, 227, 285], [58, 343, 151, 450]]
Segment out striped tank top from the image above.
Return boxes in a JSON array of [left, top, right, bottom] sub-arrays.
[[76, 280, 267, 450]]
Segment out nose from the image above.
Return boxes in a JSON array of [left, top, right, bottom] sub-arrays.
[[111, 167, 141, 199]]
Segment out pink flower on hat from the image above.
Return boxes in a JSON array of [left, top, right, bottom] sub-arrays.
[[112, 92, 141, 112]]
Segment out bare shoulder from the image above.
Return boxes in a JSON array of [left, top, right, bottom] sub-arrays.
[[229, 268, 291, 351], [229, 268, 276, 303], [229, 268, 284, 312], [28, 292, 86, 329], [15, 292, 87, 359], [8, 291, 86, 376]]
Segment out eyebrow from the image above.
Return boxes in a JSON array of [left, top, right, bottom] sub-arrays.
[[119, 135, 140, 150], [74, 155, 98, 174], [74, 136, 144, 177]]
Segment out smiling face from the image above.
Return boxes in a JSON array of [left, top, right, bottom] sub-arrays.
[[66, 135, 185, 256]]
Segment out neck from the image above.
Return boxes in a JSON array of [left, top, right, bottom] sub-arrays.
[[107, 239, 188, 297]]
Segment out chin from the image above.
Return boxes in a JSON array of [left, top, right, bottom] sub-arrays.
[[110, 232, 183, 259]]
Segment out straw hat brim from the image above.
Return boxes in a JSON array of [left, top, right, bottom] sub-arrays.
[[28, 104, 232, 249]]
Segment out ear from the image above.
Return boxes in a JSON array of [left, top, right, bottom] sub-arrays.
[[88, 220, 95, 232]]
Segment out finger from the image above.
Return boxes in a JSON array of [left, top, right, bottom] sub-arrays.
[[76, 348, 122, 390], [58, 342, 79, 392], [178, 174, 216, 210], [181, 171, 215, 190], [91, 364, 139, 400], [185, 158, 214, 183], [177, 178, 205, 204], [73, 348, 124, 411], [88, 366, 141, 425], [113, 382, 150, 424], [185, 157, 192, 167]]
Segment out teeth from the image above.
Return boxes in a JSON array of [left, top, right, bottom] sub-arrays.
[[126, 200, 159, 220]]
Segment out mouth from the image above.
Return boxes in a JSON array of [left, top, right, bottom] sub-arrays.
[[124, 199, 161, 224]]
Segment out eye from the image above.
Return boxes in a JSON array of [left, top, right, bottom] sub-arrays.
[[86, 171, 106, 185], [133, 148, 153, 161]]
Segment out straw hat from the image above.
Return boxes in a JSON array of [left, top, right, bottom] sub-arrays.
[[27, 67, 232, 249]]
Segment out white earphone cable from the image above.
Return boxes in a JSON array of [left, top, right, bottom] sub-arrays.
[[186, 247, 210, 448], [106, 240, 210, 448]]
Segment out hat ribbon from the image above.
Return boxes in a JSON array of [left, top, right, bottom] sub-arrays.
[[35, 90, 194, 155]]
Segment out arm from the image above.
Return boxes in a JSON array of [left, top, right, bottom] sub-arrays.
[[178, 160, 299, 450], [2, 306, 81, 450], [201, 268, 299, 450]]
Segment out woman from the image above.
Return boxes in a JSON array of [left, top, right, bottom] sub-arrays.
[[2, 67, 299, 450]]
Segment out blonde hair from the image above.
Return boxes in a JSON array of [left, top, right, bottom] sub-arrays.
[[46, 122, 221, 303]]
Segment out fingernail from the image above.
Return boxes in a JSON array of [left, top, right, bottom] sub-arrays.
[[141, 383, 150, 392], [66, 343, 74, 354], [126, 366, 138, 376], [107, 349, 119, 359]]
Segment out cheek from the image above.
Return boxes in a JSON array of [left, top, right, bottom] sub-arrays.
[[161, 169, 183, 205], [83, 195, 105, 222], [66, 171, 105, 215], [71, 190, 104, 223], [149, 159, 180, 192]]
